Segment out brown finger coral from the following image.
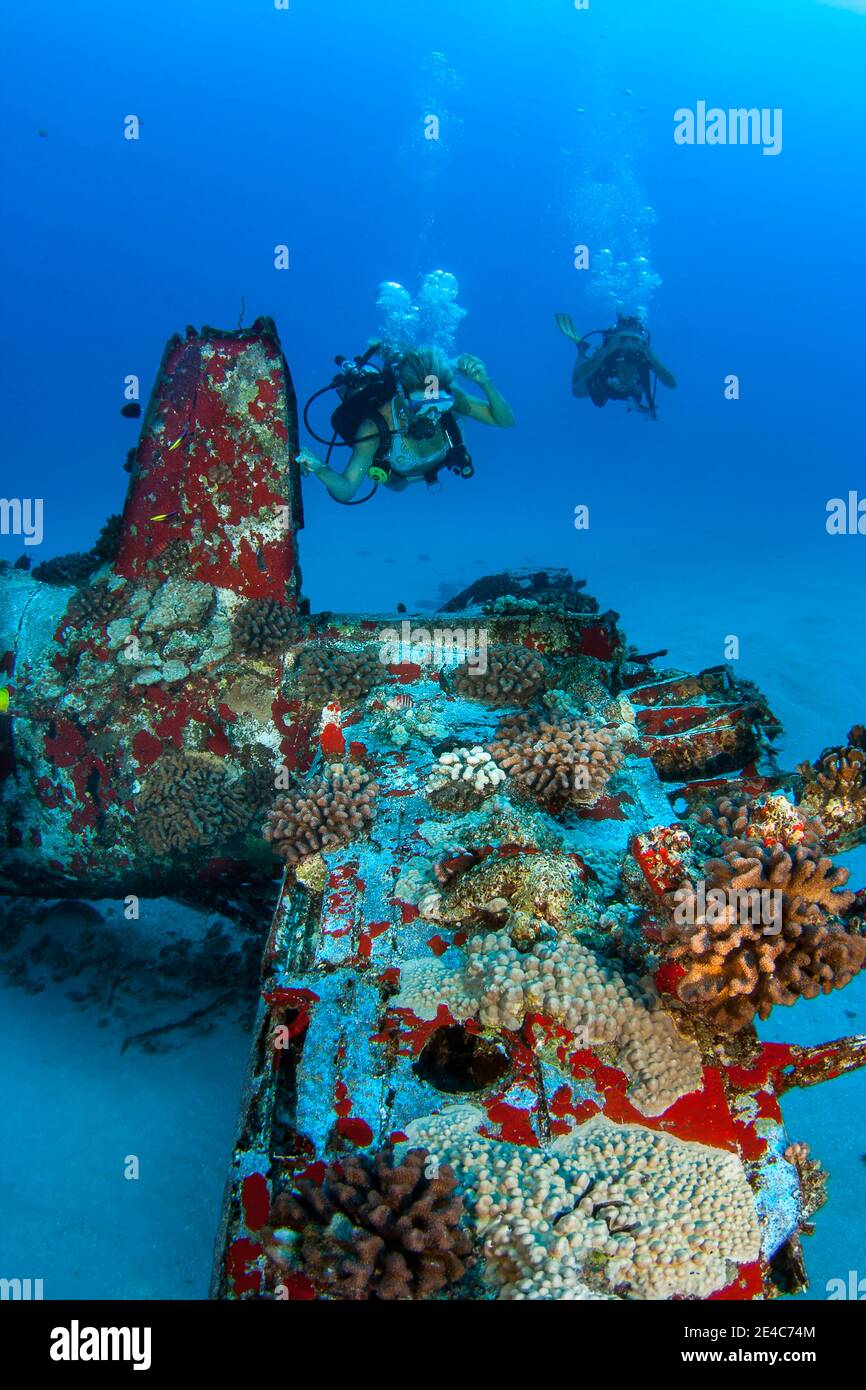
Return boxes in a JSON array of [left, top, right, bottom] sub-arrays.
[[266, 1147, 471, 1300], [706, 839, 855, 923], [452, 644, 548, 707], [34, 552, 102, 587], [798, 728, 866, 850], [663, 837, 863, 1033], [295, 646, 385, 706], [263, 763, 377, 865], [135, 751, 254, 855], [233, 598, 301, 656], [67, 579, 128, 627], [488, 713, 623, 810], [33, 514, 123, 585], [695, 793, 755, 841], [696, 793, 825, 852], [92, 513, 123, 563]]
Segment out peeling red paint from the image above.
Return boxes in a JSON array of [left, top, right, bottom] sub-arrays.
[[43, 718, 87, 768], [226, 1237, 264, 1297], [336, 1117, 374, 1147], [241, 1173, 271, 1232], [320, 722, 346, 757], [387, 663, 424, 684], [132, 729, 163, 769], [485, 1102, 538, 1147]]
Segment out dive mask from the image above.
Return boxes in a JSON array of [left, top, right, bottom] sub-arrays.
[[405, 389, 455, 439]]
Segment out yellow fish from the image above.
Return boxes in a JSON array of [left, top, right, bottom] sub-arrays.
[[0, 689, 9, 713]]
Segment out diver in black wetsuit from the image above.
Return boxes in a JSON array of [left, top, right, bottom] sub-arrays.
[[555, 312, 677, 420]]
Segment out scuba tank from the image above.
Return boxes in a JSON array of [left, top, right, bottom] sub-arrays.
[[302, 345, 474, 503], [577, 318, 659, 419]]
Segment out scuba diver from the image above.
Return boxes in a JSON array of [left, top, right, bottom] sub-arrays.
[[555, 312, 676, 420], [298, 344, 514, 504]]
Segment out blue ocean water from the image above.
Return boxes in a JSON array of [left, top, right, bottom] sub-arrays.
[[1, 0, 864, 1300]]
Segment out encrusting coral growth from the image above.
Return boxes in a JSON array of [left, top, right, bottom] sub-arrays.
[[452, 644, 548, 707], [441, 853, 584, 933], [265, 1147, 471, 1300], [663, 803, 864, 1033], [426, 746, 506, 810], [136, 751, 254, 855], [295, 646, 386, 706], [395, 928, 703, 1116], [798, 727, 866, 849], [232, 598, 301, 656], [488, 713, 623, 810], [263, 763, 378, 865], [440, 568, 599, 616], [156, 537, 191, 578], [401, 1107, 760, 1300]]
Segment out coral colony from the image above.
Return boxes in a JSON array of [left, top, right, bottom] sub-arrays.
[[2, 320, 866, 1302]]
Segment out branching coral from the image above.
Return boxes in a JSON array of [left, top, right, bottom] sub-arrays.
[[695, 793, 755, 841], [452, 644, 548, 707], [395, 928, 702, 1116], [798, 729, 866, 848], [426, 747, 506, 810], [402, 1107, 759, 1301], [263, 763, 378, 865], [488, 713, 623, 810], [136, 751, 254, 855], [67, 579, 129, 627], [32, 514, 123, 585], [707, 840, 855, 919], [295, 646, 386, 706], [232, 598, 301, 656], [696, 792, 826, 852], [34, 551, 102, 587], [265, 1147, 471, 1300], [92, 513, 123, 563], [663, 836, 863, 1033]]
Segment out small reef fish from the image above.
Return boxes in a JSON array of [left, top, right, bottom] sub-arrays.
[[149, 511, 179, 523], [0, 689, 9, 713], [386, 693, 413, 712], [167, 431, 190, 452], [120, 402, 142, 418]]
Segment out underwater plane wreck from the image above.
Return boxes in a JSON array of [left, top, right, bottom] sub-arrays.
[[2, 318, 865, 1302]]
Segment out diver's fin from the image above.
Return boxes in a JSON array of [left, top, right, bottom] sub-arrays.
[[555, 313, 582, 343]]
